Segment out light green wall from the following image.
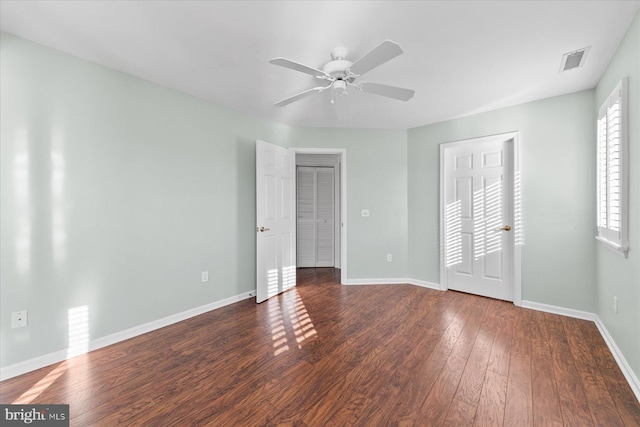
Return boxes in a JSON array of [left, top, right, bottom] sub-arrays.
[[0, 33, 408, 370], [2, 10, 639, 389], [289, 127, 409, 279], [0, 33, 293, 367], [408, 90, 597, 311], [594, 11, 640, 381]]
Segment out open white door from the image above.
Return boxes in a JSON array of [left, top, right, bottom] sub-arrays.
[[256, 140, 296, 303], [441, 133, 517, 301]]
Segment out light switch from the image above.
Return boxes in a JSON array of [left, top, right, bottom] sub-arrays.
[[361, 209, 370, 217]]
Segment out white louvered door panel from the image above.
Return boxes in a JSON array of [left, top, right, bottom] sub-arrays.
[[297, 167, 316, 267], [316, 168, 335, 267], [296, 166, 335, 267]]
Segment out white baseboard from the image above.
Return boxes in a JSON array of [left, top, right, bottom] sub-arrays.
[[344, 277, 412, 285], [521, 300, 639, 403], [406, 278, 444, 291], [344, 278, 441, 290], [0, 291, 254, 381], [521, 300, 595, 321], [594, 315, 640, 403], [0, 348, 71, 383], [344, 278, 440, 290]]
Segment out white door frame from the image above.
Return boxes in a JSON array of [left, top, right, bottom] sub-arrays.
[[295, 156, 341, 268], [292, 148, 347, 285], [439, 132, 522, 306]]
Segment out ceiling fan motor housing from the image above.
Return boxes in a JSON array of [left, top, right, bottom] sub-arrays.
[[322, 59, 355, 82]]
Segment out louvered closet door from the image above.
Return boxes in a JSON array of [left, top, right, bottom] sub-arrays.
[[296, 167, 335, 267], [315, 168, 334, 267], [297, 167, 316, 267]]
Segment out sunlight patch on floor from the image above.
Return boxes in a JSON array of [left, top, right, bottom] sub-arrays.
[[270, 288, 316, 356], [12, 362, 68, 404]]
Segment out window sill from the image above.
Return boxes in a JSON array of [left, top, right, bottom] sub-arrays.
[[596, 236, 629, 258]]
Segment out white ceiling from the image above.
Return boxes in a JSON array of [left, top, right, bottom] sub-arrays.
[[1, 1, 638, 130]]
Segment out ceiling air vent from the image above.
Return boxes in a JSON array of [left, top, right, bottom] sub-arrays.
[[559, 46, 591, 72]]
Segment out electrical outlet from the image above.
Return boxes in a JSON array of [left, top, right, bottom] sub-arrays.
[[201, 271, 209, 283], [613, 296, 618, 313], [361, 209, 370, 217], [11, 310, 27, 328], [386, 254, 392, 262]]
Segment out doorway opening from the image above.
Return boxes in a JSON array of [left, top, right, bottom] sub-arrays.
[[293, 148, 347, 285]]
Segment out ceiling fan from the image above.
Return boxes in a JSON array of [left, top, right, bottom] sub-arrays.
[[269, 40, 415, 107]]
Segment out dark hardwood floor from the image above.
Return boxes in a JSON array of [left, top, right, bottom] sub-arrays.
[[1, 268, 639, 426]]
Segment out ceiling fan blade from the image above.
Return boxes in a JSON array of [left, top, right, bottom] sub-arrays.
[[269, 58, 328, 78], [359, 82, 415, 101], [348, 40, 404, 76], [274, 85, 331, 107]]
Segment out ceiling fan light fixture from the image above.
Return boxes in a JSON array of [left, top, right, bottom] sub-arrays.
[[330, 80, 348, 105], [333, 80, 348, 96]]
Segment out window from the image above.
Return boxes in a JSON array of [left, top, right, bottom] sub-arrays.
[[596, 78, 629, 257]]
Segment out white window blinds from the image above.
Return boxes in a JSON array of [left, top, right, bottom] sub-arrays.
[[596, 78, 628, 257]]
